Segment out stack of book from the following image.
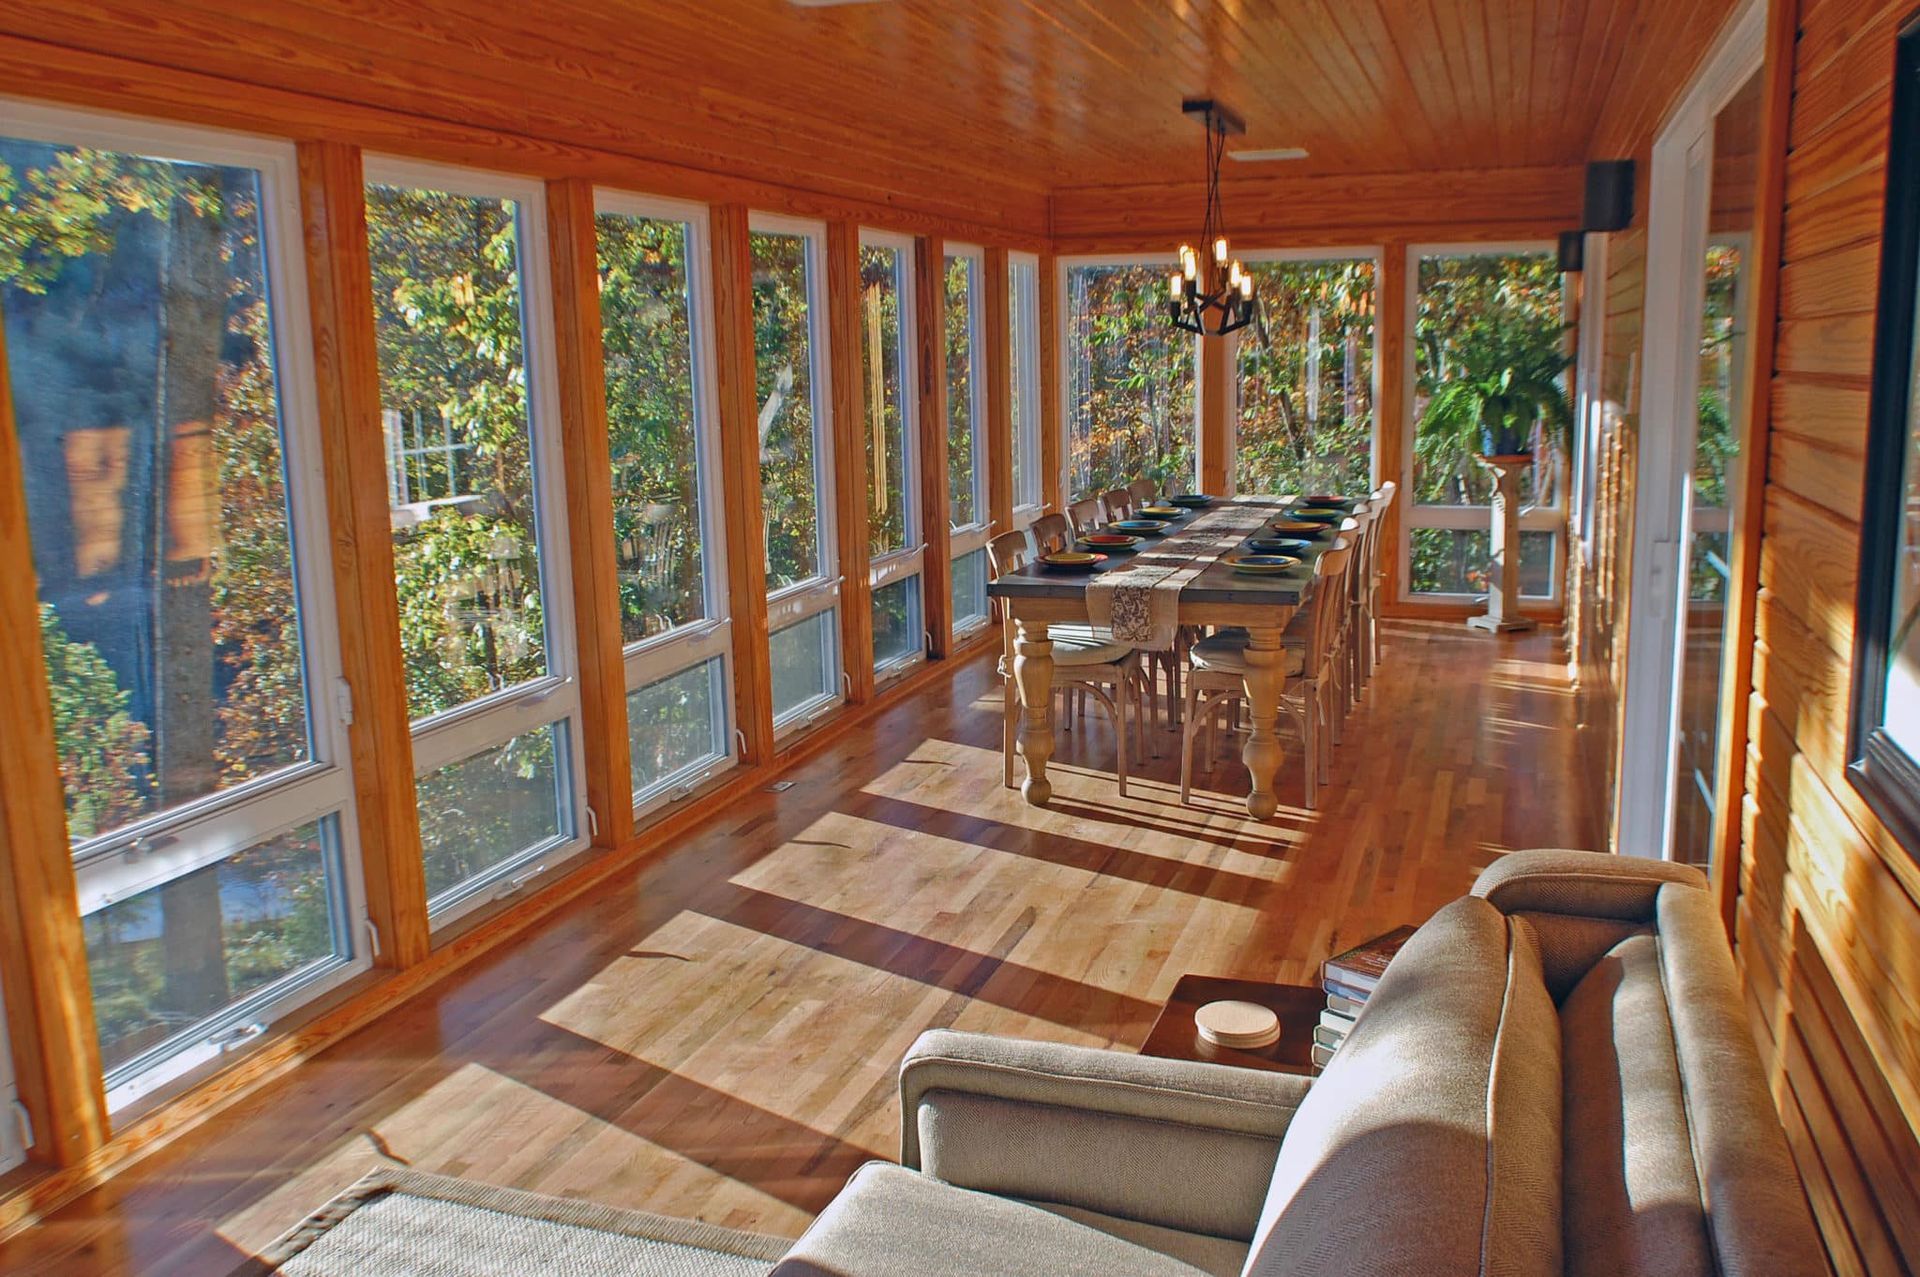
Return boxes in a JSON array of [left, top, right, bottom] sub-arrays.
[[1312, 924, 1416, 1070]]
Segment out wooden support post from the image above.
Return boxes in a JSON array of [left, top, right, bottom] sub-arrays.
[[0, 306, 110, 1167], [296, 141, 430, 969], [545, 178, 636, 843], [1199, 333, 1232, 494], [709, 204, 776, 764], [1039, 252, 1063, 511], [1375, 242, 1409, 604], [826, 221, 875, 703], [916, 236, 953, 659], [984, 247, 1014, 535]]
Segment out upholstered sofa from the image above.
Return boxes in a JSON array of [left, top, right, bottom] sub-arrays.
[[770, 850, 1828, 1276]]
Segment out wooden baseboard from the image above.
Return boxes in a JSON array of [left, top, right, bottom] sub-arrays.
[[0, 632, 998, 1244]]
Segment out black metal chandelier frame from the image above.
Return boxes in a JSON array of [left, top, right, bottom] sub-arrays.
[[1168, 98, 1256, 337]]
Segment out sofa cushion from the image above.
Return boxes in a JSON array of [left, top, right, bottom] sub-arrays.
[[1243, 897, 1562, 1277], [1560, 931, 1714, 1277], [770, 1162, 1218, 1277]]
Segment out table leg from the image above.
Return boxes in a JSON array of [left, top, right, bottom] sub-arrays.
[[1240, 625, 1286, 820], [1013, 620, 1056, 805]]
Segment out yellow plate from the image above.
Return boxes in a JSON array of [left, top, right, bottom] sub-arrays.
[[1226, 554, 1300, 575], [1041, 551, 1098, 566], [1270, 519, 1321, 534], [1137, 505, 1184, 518], [1294, 506, 1344, 517]]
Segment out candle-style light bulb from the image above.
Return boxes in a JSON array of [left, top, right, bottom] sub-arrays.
[[1169, 272, 1183, 300], [1239, 273, 1253, 299], [1213, 237, 1228, 264], [1183, 252, 1198, 281], [1229, 260, 1243, 287]]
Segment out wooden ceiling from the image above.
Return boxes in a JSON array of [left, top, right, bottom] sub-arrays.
[[0, 0, 1732, 233]]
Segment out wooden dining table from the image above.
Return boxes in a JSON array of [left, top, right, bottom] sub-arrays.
[[988, 494, 1353, 820]]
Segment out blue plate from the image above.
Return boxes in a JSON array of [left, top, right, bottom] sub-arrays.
[[1248, 537, 1312, 554], [1110, 518, 1172, 535]]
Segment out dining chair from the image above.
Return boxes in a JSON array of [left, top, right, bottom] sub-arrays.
[[1030, 512, 1074, 556], [1126, 478, 1158, 507], [1099, 488, 1134, 524], [1178, 534, 1356, 809], [1360, 481, 1397, 683], [987, 530, 1145, 795], [1066, 497, 1105, 538]]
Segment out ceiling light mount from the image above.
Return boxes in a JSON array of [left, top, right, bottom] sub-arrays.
[[1169, 99, 1255, 337]]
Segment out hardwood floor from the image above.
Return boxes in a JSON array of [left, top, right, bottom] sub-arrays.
[[0, 621, 1599, 1275]]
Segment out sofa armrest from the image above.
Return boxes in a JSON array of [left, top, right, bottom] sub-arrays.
[[898, 1029, 1311, 1241], [1471, 848, 1706, 923]]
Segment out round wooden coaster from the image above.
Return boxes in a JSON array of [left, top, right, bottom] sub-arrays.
[[1194, 999, 1281, 1049]]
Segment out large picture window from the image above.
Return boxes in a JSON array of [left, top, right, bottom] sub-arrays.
[[861, 232, 924, 676], [752, 216, 841, 730], [3, 104, 365, 1107], [1063, 259, 1197, 501], [1008, 253, 1043, 518], [596, 193, 734, 806], [1408, 246, 1567, 599], [1235, 253, 1377, 496], [365, 159, 585, 922], [946, 245, 989, 636]]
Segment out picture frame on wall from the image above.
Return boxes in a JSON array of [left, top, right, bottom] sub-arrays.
[[1848, 16, 1920, 859]]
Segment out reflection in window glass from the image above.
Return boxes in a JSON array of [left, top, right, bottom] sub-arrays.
[[862, 243, 912, 556], [1237, 258, 1375, 496], [2, 136, 312, 843], [1409, 528, 1555, 598], [770, 610, 838, 724], [951, 549, 989, 633], [752, 231, 824, 590], [1065, 263, 1196, 501], [946, 254, 981, 527], [85, 819, 345, 1077], [418, 725, 568, 906], [627, 658, 727, 797], [873, 577, 923, 671], [597, 212, 706, 643], [367, 183, 551, 721], [1412, 251, 1565, 508], [1009, 259, 1042, 509]]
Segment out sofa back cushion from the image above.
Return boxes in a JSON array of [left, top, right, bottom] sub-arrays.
[[1243, 897, 1562, 1277]]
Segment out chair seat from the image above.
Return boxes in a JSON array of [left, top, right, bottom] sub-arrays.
[[998, 626, 1133, 673], [770, 1163, 1224, 1277], [1189, 631, 1304, 678]]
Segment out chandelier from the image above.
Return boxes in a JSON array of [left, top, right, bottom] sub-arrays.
[[1168, 98, 1255, 336]]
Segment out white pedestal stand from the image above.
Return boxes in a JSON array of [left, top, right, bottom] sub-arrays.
[[1466, 454, 1537, 635]]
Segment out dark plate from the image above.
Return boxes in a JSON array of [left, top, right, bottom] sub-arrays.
[[1168, 494, 1215, 508], [1248, 537, 1313, 554]]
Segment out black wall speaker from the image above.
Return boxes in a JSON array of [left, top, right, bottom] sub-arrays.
[[1557, 231, 1585, 273], [1583, 160, 1635, 232]]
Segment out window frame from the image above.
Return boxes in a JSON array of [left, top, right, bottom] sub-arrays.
[[1401, 240, 1569, 605], [750, 212, 845, 734], [592, 188, 740, 812], [1056, 252, 1202, 505], [1, 97, 373, 1108], [859, 228, 926, 680], [363, 154, 590, 928], [1008, 251, 1044, 528], [944, 242, 990, 638], [1226, 245, 1385, 499]]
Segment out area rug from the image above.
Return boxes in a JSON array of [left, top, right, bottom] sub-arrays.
[[245, 1166, 791, 1275]]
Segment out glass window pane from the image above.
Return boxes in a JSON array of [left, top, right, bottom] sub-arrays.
[[1237, 258, 1376, 496], [1065, 263, 1196, 501], [861, 243, 913, 556], [771, 610, 837, 724], [366, 182, 552, 722], [946, 254, 980, 527], [752, 230, 824, 590], [1009, 259, 1042, 510], [1409, 528, 1555, 597], [3, 136, 313, 844], [418, 724, 568, 906], [84, 817, 346, 1079], [951, 548, 988, 632], [627, 657, 727, 798], [1412, 251, 1566, 507], [872, 576, 923, 670], [597, 211, 707, 643]]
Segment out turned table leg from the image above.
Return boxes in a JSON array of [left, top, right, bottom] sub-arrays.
[[1239, 625, 1287, 820], [1013, 620, 1056, 805]]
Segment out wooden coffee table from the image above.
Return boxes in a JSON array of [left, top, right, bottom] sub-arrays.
[[1140, 975, 1326, 1076]]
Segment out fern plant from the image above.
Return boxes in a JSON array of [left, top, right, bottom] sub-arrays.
[[1417, 315, 1573, 462]]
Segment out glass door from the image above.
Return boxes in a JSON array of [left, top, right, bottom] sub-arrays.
[[0, 984, 22, 1173], [1670, 69, 1765, 867]]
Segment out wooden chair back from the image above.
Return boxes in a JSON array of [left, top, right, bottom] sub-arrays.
[[1343, 503, 1376, 610], [1100, 488, 1134, 523], [1067, 497, 1105, 537], [1309, 536, 1357, 669], [986, 528, 1031, 578], [1127, 478, 1158, 506], [1030, 512, 1073, 556]]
